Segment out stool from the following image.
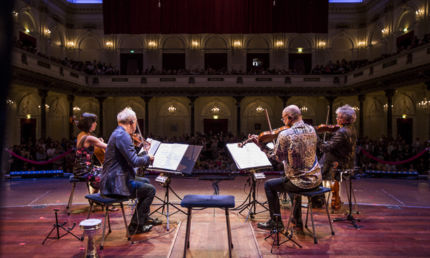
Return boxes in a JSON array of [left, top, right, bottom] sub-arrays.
[[287, 186, 335, 244], [180, 195, 235, 258], [66, 175, 90, 215], [85, 193, 130, 250], [80, 219, 102, 258]]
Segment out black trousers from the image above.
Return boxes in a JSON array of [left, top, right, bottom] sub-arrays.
[[129, 177, 156, 226]]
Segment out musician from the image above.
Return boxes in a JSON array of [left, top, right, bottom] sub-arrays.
[[100, 107, 161, 234], [314, 104, 357, 210], [255, 105, 322, 231], [73, 112, 107, 191]]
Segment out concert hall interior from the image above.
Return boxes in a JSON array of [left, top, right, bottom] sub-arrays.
[[1, 0, 430, 257]]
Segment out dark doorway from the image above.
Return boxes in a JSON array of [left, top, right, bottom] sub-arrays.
[[19, 31, 37, 49], [120, 53, 143, 75], [289, 53, 312, 74], [21, 118, 36, 144], [246, 53, 269, 72], [397, 118, 413, 144], [162, 53, 185, 71], [204, 119, 228, 135], [205, 53, 227, 71]]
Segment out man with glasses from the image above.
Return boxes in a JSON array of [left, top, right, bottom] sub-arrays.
[[254, 105, 322, 232]]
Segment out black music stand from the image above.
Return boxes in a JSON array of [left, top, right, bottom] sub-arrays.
[[148, 144, 202, 231], [226, 143, 272, 220], [42, 208, 82, 245], [264, 213, 302, 253], [333, 169, 361, 229]]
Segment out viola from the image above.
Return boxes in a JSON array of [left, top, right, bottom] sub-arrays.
[[94, 146, 105, 164], [238, 125, 290, 147], [315, 124, 341, 134]]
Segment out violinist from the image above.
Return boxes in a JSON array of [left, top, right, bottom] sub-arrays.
[[73, 112, 107, 192], [313, 104, 357, 211], [255, 105, 322, 232], [100, 107, 161, 235]]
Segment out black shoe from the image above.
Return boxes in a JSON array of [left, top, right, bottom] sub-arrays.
[[146, 217, 162, 226], [128, 224, 153, 235], [257, 219, 284, 230]]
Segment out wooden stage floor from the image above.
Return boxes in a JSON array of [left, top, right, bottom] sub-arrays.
[[1, 175, 430, 257]]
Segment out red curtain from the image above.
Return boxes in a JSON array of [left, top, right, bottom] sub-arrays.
[[103, 0, 328, 34]]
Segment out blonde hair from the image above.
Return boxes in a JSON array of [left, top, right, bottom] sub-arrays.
[[117, 107, 137, 124]]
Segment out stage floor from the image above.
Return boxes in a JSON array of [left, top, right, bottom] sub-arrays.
[[1, 175, 430, 257]]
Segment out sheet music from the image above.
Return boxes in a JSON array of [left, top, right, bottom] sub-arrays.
[[226, 142, 272, 170], [266, 142, 274, 150], [150, 143, 188, 171], [137, 138, 161, 156]]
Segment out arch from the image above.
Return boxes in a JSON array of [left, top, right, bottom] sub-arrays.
[[395, 8, 416, 31], [118, 100, 145, 118], [159, 99, 189, 117], [204, 35, 228, 49], [162, 36, 186, 49], [393, 93, 415, 115], [288, 35, 313, 50], [78, 34, 102, 50], [78, 99, 99, 116], [330, 33, 355, 50], [287, 97, 316, 117], [47, 97, 66, 116], [368, 22, 385, 45], [333, 97, 359, 111], [18, 93, 40, 116], [243, 99, 273, 117], [246, 36, 270, 50], [200, 99, 231, 117], [18, 11, 37, 33], [365, 97, 384, 116]]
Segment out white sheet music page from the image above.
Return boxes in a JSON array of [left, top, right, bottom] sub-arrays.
[[137, 138, 161, 156], [150, 143, 188, 171], [226, 142, 272, 170]]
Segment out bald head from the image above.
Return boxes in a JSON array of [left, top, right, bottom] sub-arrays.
[[282, 105, 302, 123]]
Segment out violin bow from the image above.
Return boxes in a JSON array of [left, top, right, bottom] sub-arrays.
[[264, 108, 276, 146], [323, 105, 330, 142]]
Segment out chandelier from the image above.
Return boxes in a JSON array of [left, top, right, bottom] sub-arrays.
[[352, 106, 360, 112], [417, 98, 430, 112], [73, 106, 81, 112], [38, 104, 50, 109], [256, 106, 264, 113], [383, 104, 393, 112], [168, 105, 176, 113], [300, 106, 308, 113], [6, 99, 14, 105], [211, 106, 220, 113]]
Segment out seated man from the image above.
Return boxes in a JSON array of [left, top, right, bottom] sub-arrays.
[[100, 107, 161, 234], [255, 105, 322, 231]]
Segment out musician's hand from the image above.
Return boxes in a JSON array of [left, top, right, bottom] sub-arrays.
[[332, 161, 339, 169], [248, 134, 259, 144], [148, 154, 154, 162], [99, 137, 104, 143]]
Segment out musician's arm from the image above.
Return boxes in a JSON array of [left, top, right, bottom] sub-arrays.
[[115, 131, 151, 167], [86, 135, 107, 149], [320, 130, 345, 154]]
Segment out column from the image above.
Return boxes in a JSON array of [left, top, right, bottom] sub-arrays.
[[142, 96, 152, 136], [325, 96, 336, 124], [187, 96, 197, 136], [96, 96, 106, 138], [234, 96, 244, 137], [385, 89, 394, 139], [38, 89, 48, 140], [358, 94, 365, 138], [67, 95, 75, 139]]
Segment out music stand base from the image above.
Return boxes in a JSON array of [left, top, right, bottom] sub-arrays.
[[42, 209, 83, 245], [333, 214, 361, 229]]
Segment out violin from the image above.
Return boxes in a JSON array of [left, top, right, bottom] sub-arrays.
[[132, 122, 151, 152], [314, 124, 341, 134], [238, 126, 290, 147]]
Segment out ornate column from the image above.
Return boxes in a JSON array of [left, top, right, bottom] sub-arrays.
[[385, 89, 395, 139], [38, 89, 48, 140], [187, 96, 197, 136], [325, 96, 336, 124], [96, 96, 106, 138], [142, 96, 152, 136], [234, 96, 244, 137], [67, 95, 75, 139], [358, 94, 365, 138]]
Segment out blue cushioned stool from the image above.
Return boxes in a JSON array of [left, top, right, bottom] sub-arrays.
[[287, 186, 335, 244], [66, 175, 90, 215], [180, 194, 235, 258], [85, 193, 130, 250]]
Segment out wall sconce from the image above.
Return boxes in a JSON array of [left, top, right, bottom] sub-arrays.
[[381, 27, 389, 36], [55, 41, 62, 46], [403, 27, 408, 33], [297, 47, 303, 53], [416, 8, 424, 19], [6, 99, 14, 105], [25, 28, 30, 34], [12, 10, 18, 17], [148, 41, 157, 48], [66, 41, 76, 48], [211, 106, 220, 113], [371, 41, 378, 46], [352, 106, 360, 112], [168, 105, 176, 113], [191, 40, 199, 48], [417, 97, 430, 112], [105, 41, 113, 47], [275, 41, 284, 47], [256, 106, 264, 113], [383, 103, 393, 112], [43, 28, 51, 36], [300, 106, 308, 113], [26, 114, 31, 119], [213, 115, 219, 119], [402, 114, 407, 119], [357, 41, 366, 47], [233, 40, 242, 48], [38, 104, 50, 109], [318, 41, 326, 47]]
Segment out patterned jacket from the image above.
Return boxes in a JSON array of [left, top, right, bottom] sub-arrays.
[[272, 120, 322, 189]]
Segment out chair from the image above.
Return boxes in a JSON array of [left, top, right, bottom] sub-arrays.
[[180, 194, 235, 258], [85, 193, 130, 250], [287, 186, 335, 244], [66, 174, 90, 215]]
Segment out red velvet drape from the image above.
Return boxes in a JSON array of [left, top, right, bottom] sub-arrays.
[[103, 0, 328, 34]]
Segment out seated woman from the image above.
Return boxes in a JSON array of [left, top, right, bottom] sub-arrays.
[[73, 112, 107, 192]]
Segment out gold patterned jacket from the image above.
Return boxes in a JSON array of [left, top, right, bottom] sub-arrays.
[[272, 120, 322, 189]]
